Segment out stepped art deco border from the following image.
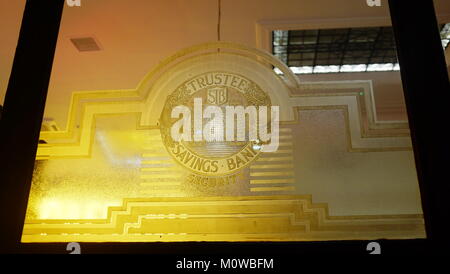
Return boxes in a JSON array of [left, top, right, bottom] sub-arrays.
[[22, 195, 424, 242]]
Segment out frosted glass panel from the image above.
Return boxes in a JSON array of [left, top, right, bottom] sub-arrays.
[[21, 0, 427, 243]]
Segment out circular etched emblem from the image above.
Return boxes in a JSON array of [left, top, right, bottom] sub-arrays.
[[159, 71, 271, 177]]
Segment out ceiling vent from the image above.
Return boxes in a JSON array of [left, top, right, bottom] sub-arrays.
[[70, 37, 101, 52]]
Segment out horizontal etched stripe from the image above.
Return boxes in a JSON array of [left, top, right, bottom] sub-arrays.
[[269, 149, 293, 154], [250, 171, 294, 177], [279, 128, 292, 133], [279, 135, 292, 140], [250, 164, 294, 169], [256, 156, 293, 162], [250, 186, 296, 192], [250, 179, 295, 184]]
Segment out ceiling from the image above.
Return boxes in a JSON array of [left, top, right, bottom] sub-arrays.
[[274, 27, 399, 67], [1, 0, 450, 128]]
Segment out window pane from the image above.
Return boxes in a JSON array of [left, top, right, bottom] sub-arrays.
[[21, 0, 446, 244]]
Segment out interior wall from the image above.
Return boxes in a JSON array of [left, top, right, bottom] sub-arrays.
[[0, 0, 26, 106]]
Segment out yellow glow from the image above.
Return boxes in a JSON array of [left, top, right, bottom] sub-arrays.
[[38, 198, 120, 219]]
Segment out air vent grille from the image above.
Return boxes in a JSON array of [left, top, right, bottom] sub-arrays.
[[70, 37, 101, 52]]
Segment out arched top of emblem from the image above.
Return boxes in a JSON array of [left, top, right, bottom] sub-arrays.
[[140, 42, 296, 127], [135, 41, 301, 98]]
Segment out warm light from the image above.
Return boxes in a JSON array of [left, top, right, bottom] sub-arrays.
[[38, 198, 118, 219]]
